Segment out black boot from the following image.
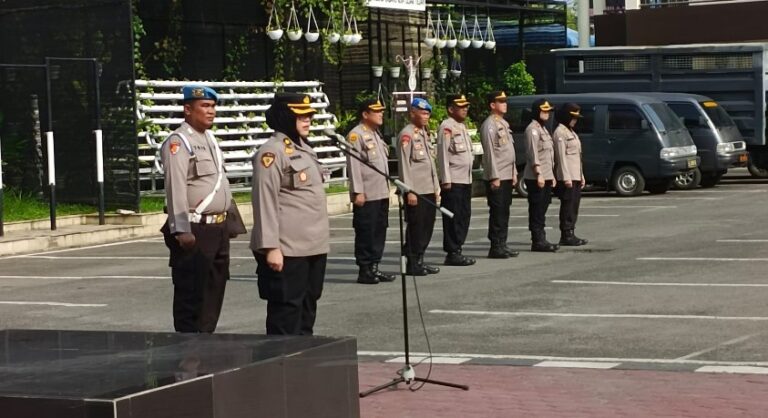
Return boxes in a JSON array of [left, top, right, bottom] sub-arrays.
[[406, 257, 428, 276], [372, 263, 396, 282], [488, 242, 510, 259], [445, 251, 476, 266], [420, 254, 440, 274], [531, 231, 558, 253], [356, 264, 379, 285], [560, 229, 588, 246], [503, 243, 520, 258]]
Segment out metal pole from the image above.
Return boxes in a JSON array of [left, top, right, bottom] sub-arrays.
[[0, 135, 4, 237], [93, 60, 105, 225], [45, 58, 56, 230], [577, 0, 590, 49]]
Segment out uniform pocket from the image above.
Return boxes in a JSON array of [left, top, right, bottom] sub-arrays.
[[289, 158, 313, 189], [412, 143, 428, 161], [194, 156, 217, 177], [538, 139, 553, 153], [451, 135, 467, 153]]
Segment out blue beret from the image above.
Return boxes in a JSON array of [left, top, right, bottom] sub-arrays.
[[182, 85, 218, 102], [411, 97, 432, 112]]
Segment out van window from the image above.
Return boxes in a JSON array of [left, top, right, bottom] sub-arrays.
[[608, 105, 645, 130], [700, 102, 736, 128], [644, 103, 685, 132], [668, 103, 706, 129], [507, 107, 530, 133], [574, 106, 595, 135]]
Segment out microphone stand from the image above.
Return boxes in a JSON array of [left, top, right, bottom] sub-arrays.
[[326, 131, 469, 397]]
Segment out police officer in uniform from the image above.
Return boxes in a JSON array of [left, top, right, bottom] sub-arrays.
[[161, 85, 233, 333], [480, 91, 520, 259], [397, 98, 440, 276], [524, 98, 559, 253], [553, 103, 589, 246], [250, 93, 330, 335], [437, 94, 476, 266], [347, 99, 396, 284]]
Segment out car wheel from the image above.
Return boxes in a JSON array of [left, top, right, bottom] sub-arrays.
[[673, 168, 701, 190], [612, 166, 645, 196], [747, 156, 768, 178], [515, 179, 528, 198], [699, 173, 723, 188]]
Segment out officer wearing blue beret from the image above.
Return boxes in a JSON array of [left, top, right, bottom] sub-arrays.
[[160, 84, 234, 333]]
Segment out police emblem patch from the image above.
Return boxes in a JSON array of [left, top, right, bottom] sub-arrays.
[[169, 140, 181, 155], [192, 88, 204, 97], [349, 133, 359, 143], [261, 152, 276, 168], [401, 135, 411, 145], [299, 171, 308, 182]]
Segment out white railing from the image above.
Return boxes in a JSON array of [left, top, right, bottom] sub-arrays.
[[135, 80, 345, 192]]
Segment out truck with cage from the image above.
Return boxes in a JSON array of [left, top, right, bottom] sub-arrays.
[[552, 43, 768, 177]]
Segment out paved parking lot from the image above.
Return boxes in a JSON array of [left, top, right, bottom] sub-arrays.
[[1, 169, 768, 377]]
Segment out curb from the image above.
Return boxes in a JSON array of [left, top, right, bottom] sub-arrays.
[[0, 192, 365, 257]]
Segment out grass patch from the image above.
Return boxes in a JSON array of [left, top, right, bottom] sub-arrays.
[[3, 190, 96, 222]]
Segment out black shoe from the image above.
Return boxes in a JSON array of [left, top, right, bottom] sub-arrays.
[[559, 230, 588, 246], [531, 241, 559, 252], [488, 246, 510, 259], [445, 252, 476, 266], [372, 263, 396, 282], [419, 255, 440, 274], [406, 258, 429, 276], [504, 247, 520, 257], [356, 265, 379, 285]]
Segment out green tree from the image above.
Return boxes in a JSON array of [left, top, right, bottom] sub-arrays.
[[503, 62, 536, 97]]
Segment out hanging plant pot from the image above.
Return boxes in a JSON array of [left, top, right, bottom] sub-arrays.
[[446, 39, 457, 49], [325, 4, 341, 44], [342, 7, 362, 45], [458, 39, 471, 49], [470, 14, 484, 49], [424, 37, 437, 48], [389, 66, 401, 78], [484, 16, 496, 50], [267, 29, 284, 41], [436, 39, 447, 49], [328, 32, 341, 44], [471, 39, 483, 49], [450, 69, 462, 77], [445, 14, 457, 49], [287, 30, 303, 41], [372, 66, 384, 77], [457, 14, 471, 50], [439, 68, 448, 79], [342, 33, 355, 44], [304, 5, 320, 43], [305, 32, 320, 42], [424, 12, 437, 49], [421, 67, 433, 79], [484, 41, 496, 49], [351, 33, 363, 44]]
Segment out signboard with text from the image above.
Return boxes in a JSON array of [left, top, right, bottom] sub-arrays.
[[365, 0, 426, 12]]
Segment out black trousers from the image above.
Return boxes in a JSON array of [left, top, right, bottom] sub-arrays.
[[485, 180, 514, 245], [526, 179, 553, 233], [162, 222, 230, 333], [441, 184, 472, 253], [254, 252, 326, 336], [404, 193, 436, 258], [555, 180, 582, 231], [353, 198, 389, 266]]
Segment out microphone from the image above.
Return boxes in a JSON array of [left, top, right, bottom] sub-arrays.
[[323, 128, 357, 150]]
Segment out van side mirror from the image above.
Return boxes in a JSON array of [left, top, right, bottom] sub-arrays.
[[640, 120, 650, 131]]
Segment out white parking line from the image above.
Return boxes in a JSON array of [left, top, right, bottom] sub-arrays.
[[638, 257, 768, 262], [357, 350, 768, 367], [1, 239, 161, 259], [716, 239, 768, 243], [551, 280, 768, 288], [534, 361, 620, 369], [386, 356, 471, 365], [429, 309, 768, 321], [0, 301, 107, 307], [676, 334, 759, 361], [695, 366, 768, 374]]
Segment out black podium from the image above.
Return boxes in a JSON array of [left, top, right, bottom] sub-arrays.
[[0, 329, 359, 418]]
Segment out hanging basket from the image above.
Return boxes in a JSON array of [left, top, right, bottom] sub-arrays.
[[342, 5, 362, 45], [266, 6, 283, 41], [328, 32, 341, 43], [445, 14, 457, 49], [304, 5, 320, 43], [438, 68, 448, 79], [484, 16, 496, 49], [470, 14, 484, 49], [372, 65, 384, 77], [421, 67, 433, 79], [450, 69, 462, 77], [325, 4, 340, 44], [286, 2, 303, 41], [435, 13, 446, 49], [424, 12, 437, 48], [457, 14, 471, 49], [389, 66, 401, 78]]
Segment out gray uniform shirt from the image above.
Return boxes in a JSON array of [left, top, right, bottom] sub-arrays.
[[523, 120, 556, 181], [397, 123, 439, 195], [480, 114, 517, 181], [437, 117, 473, 185], [250, 132, 330, 257], [346, 123, 390, 201], [553, 124, 584, 182], [161, 122, 232, 234]]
